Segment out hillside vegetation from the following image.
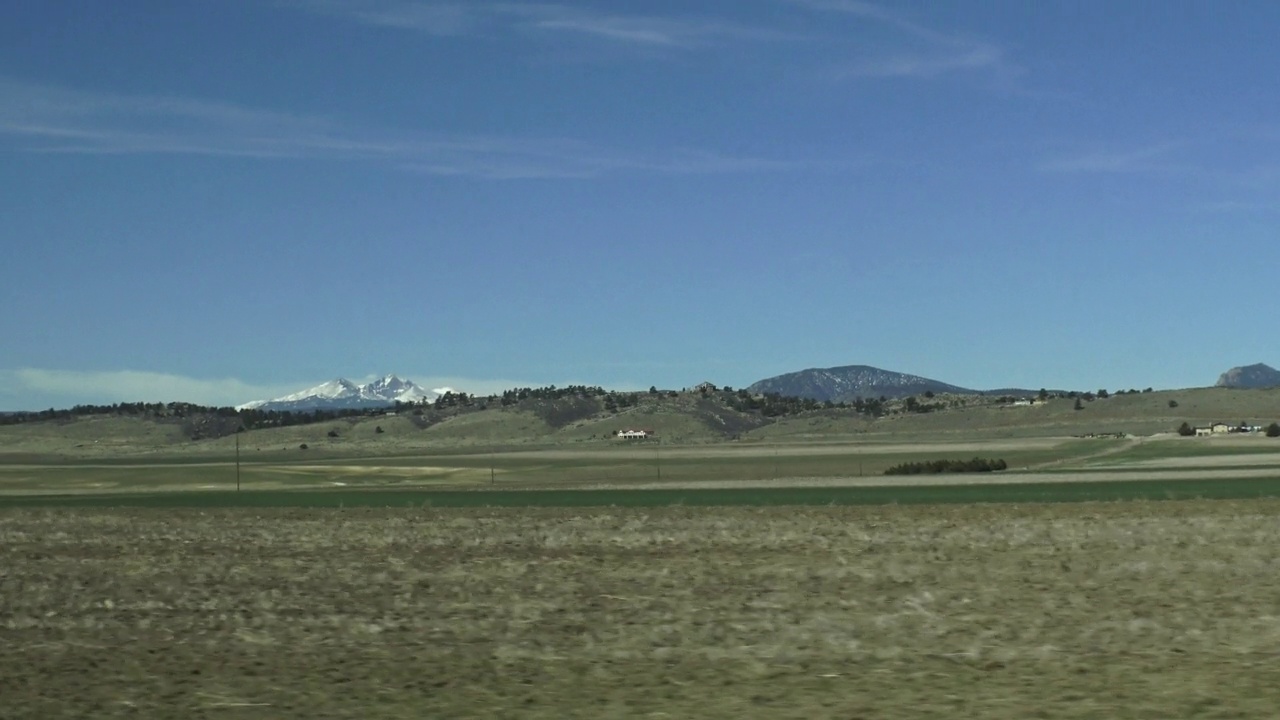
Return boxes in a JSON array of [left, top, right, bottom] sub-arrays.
[[2, 385, 1279, 459]]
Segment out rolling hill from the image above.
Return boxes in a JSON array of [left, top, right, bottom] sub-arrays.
[[746, 365, 979, 402], [4, 385, 1279, 459]]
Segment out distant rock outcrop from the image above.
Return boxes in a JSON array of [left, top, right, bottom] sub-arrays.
[[1215, 363, 1280, 389]]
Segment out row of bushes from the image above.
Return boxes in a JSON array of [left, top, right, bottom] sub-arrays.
[[884, 457, 1009, 475]]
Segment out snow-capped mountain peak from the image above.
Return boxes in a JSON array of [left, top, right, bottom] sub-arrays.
[[364, 374, 408, 395], [272, 378, 360, 404], [237, 375, 437, 411]]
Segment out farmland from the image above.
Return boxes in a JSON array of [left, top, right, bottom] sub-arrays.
[[4, 414, 1280, 717], [6, 501, 1280, 718], [3, 430, 1280, 506]]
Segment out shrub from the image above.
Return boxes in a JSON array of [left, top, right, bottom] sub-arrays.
[[1168, 400, 1179, 408], [884, 457, 1008, 475], [375, 426, 384, 434], [1177, 422, 1194, 437], [1267, 423, 1280, 438], [327, 429, 339, 438], [299, 443, 308, 450]]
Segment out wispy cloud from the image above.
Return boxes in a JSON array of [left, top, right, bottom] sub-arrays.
[[1039, 138, 1280, 214], [292, 1, 791, 49], [1038, 143, 1186, 174], [841, 45, 1004, 79], [507, 5, 792, 47], [405, 144, 802, 180], [295, 2, 1006, 81], [290, 0, 475, 34], [787, 0, 1015, 81], [1, 369, 300, 408], [1192, 199, 1280, 214], [0, 78, 791, 179]]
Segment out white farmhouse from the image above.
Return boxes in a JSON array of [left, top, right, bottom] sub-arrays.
[[616, 429, 653, 439]]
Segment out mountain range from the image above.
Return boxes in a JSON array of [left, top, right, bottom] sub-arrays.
[[237, 375, 437, 412], [232, 362, 1276, 414], [1215, 363, 1280, 390]]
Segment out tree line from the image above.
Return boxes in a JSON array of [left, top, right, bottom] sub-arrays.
[[0, 401, 401, 431], [720, 389, 891, 418], [884, 457, 1009, 475], [498, 385, 607, 406]]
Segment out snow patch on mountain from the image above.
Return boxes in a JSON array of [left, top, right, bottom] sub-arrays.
[[237, 375, 436, 411]]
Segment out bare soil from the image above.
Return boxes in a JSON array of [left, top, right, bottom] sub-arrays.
[[4, 501, 1280, 718]]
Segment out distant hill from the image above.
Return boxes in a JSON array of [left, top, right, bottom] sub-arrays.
[[746, 365, 977, 402], [1216, 363, 1280, 389]]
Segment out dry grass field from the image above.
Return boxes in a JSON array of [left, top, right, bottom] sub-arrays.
[[5, 501, 1280, 718]]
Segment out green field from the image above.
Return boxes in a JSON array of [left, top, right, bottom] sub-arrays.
[[0, 437, 1121, 493], [4, 430, 1280, 507], [5, 476, 1280, 510]]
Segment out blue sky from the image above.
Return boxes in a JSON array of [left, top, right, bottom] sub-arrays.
[[3, 1, 1279, 409]]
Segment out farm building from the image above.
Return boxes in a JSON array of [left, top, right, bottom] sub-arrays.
[[616, 429, 654, 439]]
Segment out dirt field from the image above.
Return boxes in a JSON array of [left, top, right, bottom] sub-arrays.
[[4, 501, 1280, 718]]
